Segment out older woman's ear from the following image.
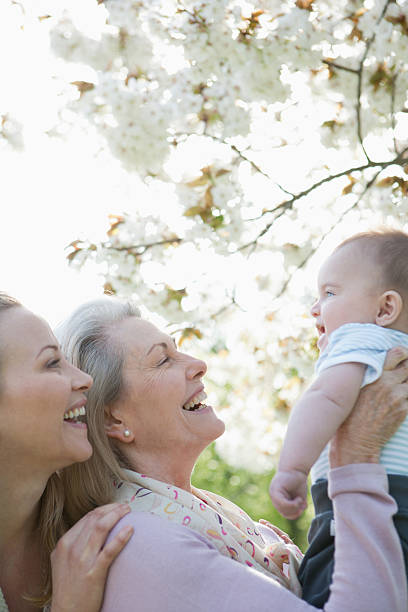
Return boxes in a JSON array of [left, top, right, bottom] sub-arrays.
[[104, 409, 135, 443]]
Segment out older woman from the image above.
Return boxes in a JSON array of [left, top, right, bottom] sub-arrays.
[[0, 294, 133, 612], [57, 297, 408, 612]]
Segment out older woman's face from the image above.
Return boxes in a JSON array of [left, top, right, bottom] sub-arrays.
[[110, 317, 225, 465], [0, 307, 93, 476]]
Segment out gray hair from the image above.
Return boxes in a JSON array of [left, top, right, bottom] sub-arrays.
[[55, 297, 141, 523]]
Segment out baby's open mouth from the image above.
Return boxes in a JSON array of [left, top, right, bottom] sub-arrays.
[[182, 390, 207, 412], [317, 324, 325, 336], [63, 406, 87, 423]]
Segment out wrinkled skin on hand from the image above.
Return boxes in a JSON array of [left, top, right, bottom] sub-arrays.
[[330, 347, 408, 468]]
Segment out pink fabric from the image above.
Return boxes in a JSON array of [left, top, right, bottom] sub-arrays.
[[101, 464, 407, 612], [112, 469, 303, 594]]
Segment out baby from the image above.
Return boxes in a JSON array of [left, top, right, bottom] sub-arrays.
[[269, 229, 408, 520]]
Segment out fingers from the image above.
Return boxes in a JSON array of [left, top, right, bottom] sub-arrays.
[[95, 525, 134, 574], [386, 383, 408, 427], [284, 497, 307, 520], [53, 503, 131, 560], [271, 496, 306, 520], [62, 504, 129, 540], [79, 504, 132, 554], [259, 520, 293, 544], [383, 346, 408, 374]]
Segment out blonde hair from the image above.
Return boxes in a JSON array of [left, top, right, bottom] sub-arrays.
[[55, 297, 141, 525], [336, 228, 408, 298], [0, 293, 66, 607]]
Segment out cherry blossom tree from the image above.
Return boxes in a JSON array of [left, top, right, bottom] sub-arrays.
[[3, 0, 408, 470]]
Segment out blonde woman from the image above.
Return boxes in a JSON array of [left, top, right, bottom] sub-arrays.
[[57, 297, 408, 612], [0, 294, 133, 611]]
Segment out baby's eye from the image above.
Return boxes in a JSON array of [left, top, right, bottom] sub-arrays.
[[325, 290, 335, 297]]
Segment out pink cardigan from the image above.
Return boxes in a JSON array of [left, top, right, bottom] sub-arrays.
[[101, 464, 407, 612]]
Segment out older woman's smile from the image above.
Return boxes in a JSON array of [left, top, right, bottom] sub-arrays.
[[90, 314, 226, 482], [182, 389, 207, 411]]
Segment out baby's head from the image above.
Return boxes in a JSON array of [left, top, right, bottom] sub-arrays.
[[311, 229, 408, 351]]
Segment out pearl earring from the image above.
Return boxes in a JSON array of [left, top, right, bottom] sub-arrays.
[[124, 429, 131, 438]]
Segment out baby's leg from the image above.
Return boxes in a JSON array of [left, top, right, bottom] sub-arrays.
[[388, 474, 408, 579], [297, 479, 333, 609], [298, 475, 408, 608]]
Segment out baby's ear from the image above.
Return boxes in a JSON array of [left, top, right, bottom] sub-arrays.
[[376, 290, 403, 327]]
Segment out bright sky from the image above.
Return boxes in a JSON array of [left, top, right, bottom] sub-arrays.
[[0, 0, 393, 330], [0, 1, 214, 328], [0, 132, 139, 327], [0, 2, 128, 327]]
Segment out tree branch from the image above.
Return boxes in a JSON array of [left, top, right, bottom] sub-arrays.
[[390, 73, 398, 154], [275, 166, 384, 298], [240, 149, 408, 252], [356, 0, 392, 161], [228, 143, 295, 197], [200, 133, 295, 198], [106, 237, 183, 255], [322, 60, 358, 75]]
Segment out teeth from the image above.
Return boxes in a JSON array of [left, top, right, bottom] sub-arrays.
[[63, 406, 87, 420], [183, 390, 207, 411]]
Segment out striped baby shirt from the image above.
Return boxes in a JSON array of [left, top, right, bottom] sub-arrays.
[[311, 322, 408, 483]]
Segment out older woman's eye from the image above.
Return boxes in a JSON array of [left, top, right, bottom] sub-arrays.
[[47, 359, 61, 368], [158, 357, 169, 366]]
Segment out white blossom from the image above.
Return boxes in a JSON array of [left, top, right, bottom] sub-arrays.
[[3, 0, 408, 469]]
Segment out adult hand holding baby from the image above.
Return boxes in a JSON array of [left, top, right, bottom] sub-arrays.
[[298, 345, 408, 608], [330, 346, 408, 468]]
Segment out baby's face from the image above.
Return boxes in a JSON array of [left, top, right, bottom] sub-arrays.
[[310, 244, 381, 352]]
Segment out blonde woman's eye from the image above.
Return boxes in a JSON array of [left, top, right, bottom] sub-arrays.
[[158, 357, 169, 366]]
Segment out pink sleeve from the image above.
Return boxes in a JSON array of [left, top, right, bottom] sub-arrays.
[[101, 464, 406, 612]]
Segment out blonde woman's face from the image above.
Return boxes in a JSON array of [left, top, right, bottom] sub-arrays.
[[110, 317, 225, 470], [0, 307, 93, 476]]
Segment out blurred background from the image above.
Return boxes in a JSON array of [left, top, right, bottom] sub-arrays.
[[2, 0, 408, 547]]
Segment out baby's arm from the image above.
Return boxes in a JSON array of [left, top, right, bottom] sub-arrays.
[[270, 362, 366, 518]]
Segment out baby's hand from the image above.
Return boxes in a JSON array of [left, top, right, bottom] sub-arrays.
[[269, 470, 308, 520]]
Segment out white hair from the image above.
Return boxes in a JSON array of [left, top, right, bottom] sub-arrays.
[[55, 297, 141, 523]]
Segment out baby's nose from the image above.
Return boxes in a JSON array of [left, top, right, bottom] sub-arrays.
[[310, 300, 320, 317]]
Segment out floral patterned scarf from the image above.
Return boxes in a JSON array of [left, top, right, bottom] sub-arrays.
[[114, 469, 303, 596]]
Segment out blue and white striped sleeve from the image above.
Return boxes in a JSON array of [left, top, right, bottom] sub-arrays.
[[315, 323, 408, 387]]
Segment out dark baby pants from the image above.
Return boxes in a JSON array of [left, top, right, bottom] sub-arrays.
[[297, 475, 408, 608]]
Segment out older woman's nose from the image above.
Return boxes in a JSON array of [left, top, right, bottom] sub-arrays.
[[186, 356, 207, 379]]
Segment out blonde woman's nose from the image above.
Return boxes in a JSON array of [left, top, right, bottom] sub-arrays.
[[73, 366, 93, 391]]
